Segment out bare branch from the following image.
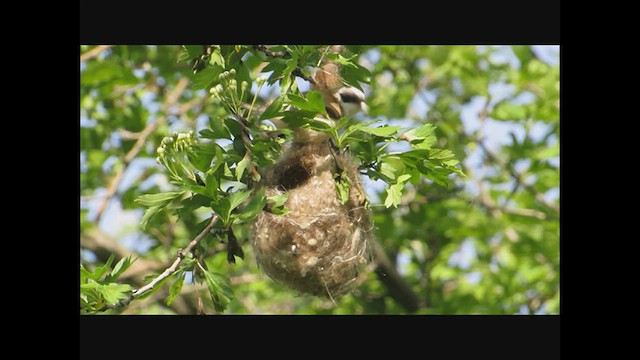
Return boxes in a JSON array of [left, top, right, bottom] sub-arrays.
[[99, 215, 219, 312], [372, 240, 423, 313], [93, 77, 191, 223], [80, 45, 113, 62], [252, 45, 290, 58], [81, 229, 199, 314]]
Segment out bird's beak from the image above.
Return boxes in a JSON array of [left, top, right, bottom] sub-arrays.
[[360, 102, 369, 114]]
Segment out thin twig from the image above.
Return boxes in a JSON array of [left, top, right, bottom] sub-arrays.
[[477, 140, 559, 214], [93, 77, 190, 223], [252, 45, 316, 85], [252, 45, 290, 58], [100, 215, 219, 311], [474, 97, 559, 215], [80, 45, 113, 62]]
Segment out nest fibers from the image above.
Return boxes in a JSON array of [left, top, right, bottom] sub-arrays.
[[253, 133, 373, 299]]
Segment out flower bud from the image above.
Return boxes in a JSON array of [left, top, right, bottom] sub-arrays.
[[229, 69, 236, 76]]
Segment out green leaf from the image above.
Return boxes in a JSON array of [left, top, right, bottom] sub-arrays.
[[192, 65, 222, 90], [260, 97, 285, 120], [204, 270, 234, 312], [384, 184, 402, 208], [286, 91, 327, 115], [267, 193, 290, 215], [210, 48, 225, 68], [384, 174, 411, 208], [183, 45, 203, 60], [357, 125, 402, 138], [92, 254, 115, 280], [107, 256, 134, 281], [237, 189, 267, 221], [236, 155, 250, 181], [166, 272, 186, 306], [400, 124, 437, 149], [428, 149, 456, 161], [283, 53, 299, 77], [262, 61, 286, 84], [135, 191, 184, 208], [211, 198, 231, 225], [335, 171, 351, 205], [201, 117, 232, 140], [228, 189, 251, 212], [380, 156, 405, 181], [140, 205, 163, 230], [99, 283, 134, 305], [493, 102, 528, 120], [205, 170, 219, 198]]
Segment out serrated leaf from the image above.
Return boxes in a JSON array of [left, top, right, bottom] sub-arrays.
[[166, 273, 186, 306], [201, 117, 232, 140], [140, 205, 162, 230], [135, 191, 184, 208], [80, 264, 92, 283], [99, 283, 134, 305], [192, 66, 222, 90], [210, 48, 225, 68], [236, 155, 250, 181], [283, 53, 299, 77], [262, 61, 286, 84], [286, 91, 327, 115], [383, 174, 411, 208], [357, 125, 402, 137], [183, 45, 203, 59], [400, 124, 437, 149], [260, 97, 285, 120], [211, 198, 231, 225], [92, 254, 115, 281], [108, 256, 133, 281], [380, 156, 405, 181], [237, 189, 267, 222], [204, 271, 234, 312], [428, 149, 456, 161], [384, 184, 402, 208], [228, 190, 251, 212]]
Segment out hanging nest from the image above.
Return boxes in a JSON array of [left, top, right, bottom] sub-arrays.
[[252, 137, 372, 299]]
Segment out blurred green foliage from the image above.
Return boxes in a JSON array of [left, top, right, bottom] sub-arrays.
[[80, 45, 559, 314]]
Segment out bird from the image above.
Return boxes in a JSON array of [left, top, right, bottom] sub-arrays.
[[311, 62, 368, 120]]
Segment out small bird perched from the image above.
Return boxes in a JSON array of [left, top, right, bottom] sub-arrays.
[[311, 57, 368, 120]]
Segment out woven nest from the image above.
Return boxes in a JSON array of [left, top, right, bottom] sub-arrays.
[[253, 137, 372, 298]]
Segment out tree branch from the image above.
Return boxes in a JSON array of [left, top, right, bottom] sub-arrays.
[[80, 45, 113, 62], [81, 228, 200, 314], [93, 77, 191, 223], [99, 215, 219, 312], [474, 97, 559, 215], [477, 140, 559, 214], [252, 45, 316, 85], [372, 240, 423, 313]]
